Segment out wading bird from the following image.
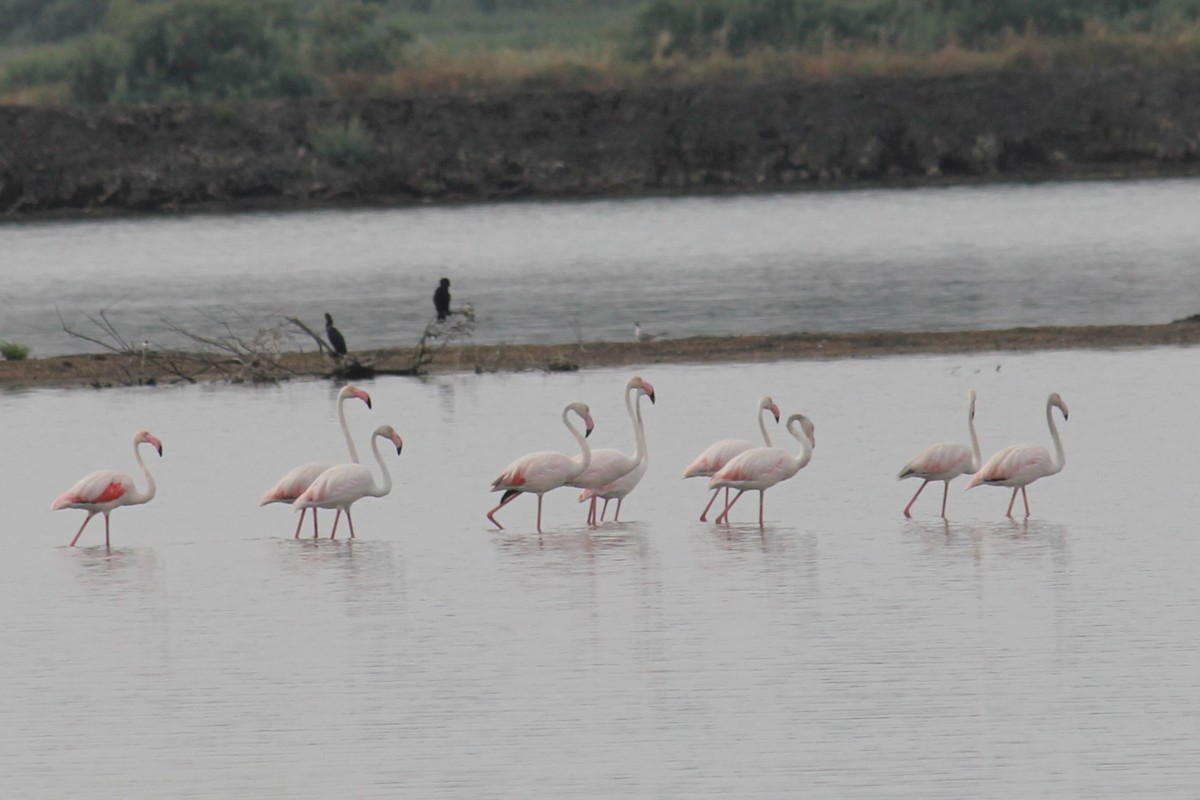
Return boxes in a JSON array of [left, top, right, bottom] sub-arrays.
[[966, 392, 1068, 517], [898, 389, 982, 518], [51, 430, 163, 548], [487, 402, 595, 533], [683, 395, 781, 522], [260, 385, 372, 538], [709, 413, 815, 527], [574, 376, 655, 524], [293, 424, 405, 539]]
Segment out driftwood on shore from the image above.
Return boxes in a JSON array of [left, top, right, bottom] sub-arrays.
[[5, 319, 1199, 391]]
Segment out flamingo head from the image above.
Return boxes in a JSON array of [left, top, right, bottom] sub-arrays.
[[134, 430, 163, 456], [628, 375, 656, 404], [1049, 392, 1069, 420], [375, 424, 404, 455], [340, 384, 372, 409], [787, 414, 815, 448], [760, 395, 781, 423], [967, 388, 977, 419], [567, 402, 595, 438]]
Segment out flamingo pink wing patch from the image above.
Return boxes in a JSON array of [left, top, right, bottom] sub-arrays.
[[73, 481, 125, 504]]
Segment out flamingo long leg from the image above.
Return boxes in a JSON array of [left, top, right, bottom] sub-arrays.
[[586, 496, 598, 527], [294, 508, 307, 539], [940, 481, 951, 518], [103, 512, 111, 548], [312, 510, 320, 540], [1006, 488, 1019, 517], [487, 493, 520, 530], [903, 480, 930, 518], [716, 490, 748, 525], [536, 494, 545, 533], [330, 509, 343, 540], [346, 508, 356, 539], [1021, 487, 1031, 517], [758, 490, 765, 527], [699, 489, 722, 522], [600, 498, 611, 522], [69, 513, 97, 547], [613, 498, 622, 521]]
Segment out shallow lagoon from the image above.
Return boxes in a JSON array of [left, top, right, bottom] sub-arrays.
[[1, 347, 1197, 797]]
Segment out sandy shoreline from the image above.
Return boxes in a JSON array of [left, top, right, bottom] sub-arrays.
[[3, 321, 1198, 391]]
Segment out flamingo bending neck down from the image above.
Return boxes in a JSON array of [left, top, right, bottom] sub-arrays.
[[573, 376, 655, 525], [708, 413, 815, 526], [51, 430, 163, 548], [260, 385, 372, 538], [293, 424, 404, 539], [966, 392, 1068, 517], [898, 388, 982, 518], [487, 402, 595, 533], [683, 395, 780, 522]]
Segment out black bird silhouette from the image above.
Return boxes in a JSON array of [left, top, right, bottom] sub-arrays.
[[324, 312, 347, 356], [433, 277, 451, 322]]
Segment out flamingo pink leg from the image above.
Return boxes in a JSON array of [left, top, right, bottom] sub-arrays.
[[716, 489, 748, 525], [1021, 487, 1031, 516], [313, 511, 320, 540], [487, 494, 520, 530], [699, 488, 725, 522], [758, 491, 765, 527], [599, 498, 611, 522], [586, 496, 598, 527], [1006, 488, 1019, 518], [612, 498, 622, 521], [69, 513, 96, 547], [294, 508, 307, 539], [330, 509, 343, 540], [346, 508, 356, 539], [903, 480, 930, 518], [104, 513, 111, 548], [940, 482, 951, 518], [536, 495, 545, 533]]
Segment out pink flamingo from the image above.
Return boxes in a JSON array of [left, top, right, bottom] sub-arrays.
[[966, 392, 1068, 517], [682, 395, 781, 522], [709, 413, 815, 527], [51, 430, 163, 548], [487, 402, 595, 533], [898, 388, 981, 518], [293, 424, 404, 539], [573, 376, 656, 525], [260, 384, 372, 538]]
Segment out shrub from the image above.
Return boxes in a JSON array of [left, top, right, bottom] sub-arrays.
[[309, 1, 413, 74], [0, 340, 30, 361], [309, 117, 374, 167], [67, 33, 126, 103]]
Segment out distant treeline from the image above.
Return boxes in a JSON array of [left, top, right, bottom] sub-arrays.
[[3, 0, 1200, 104]]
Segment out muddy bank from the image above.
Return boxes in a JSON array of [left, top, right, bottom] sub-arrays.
[[3, 67, 1200, 217], [3, 320, 1198, 390]]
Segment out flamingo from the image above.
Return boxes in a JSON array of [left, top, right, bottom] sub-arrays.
[[487, 402, 595, 533], [260, 384, 372, 538], [574, 376, 656, 525], [898, 388, 982, 518], [966, 392, 1068, 517], [51, 430, 163, 548], [682, 395, 781, 522], [708, 413, 816, 527], [293, 424, 404, 539]]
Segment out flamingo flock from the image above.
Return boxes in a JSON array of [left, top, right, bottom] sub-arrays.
[[48, 374, 1070, 547]]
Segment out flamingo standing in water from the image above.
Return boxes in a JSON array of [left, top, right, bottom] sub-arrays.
[[51, 430, 164, 548], [487, 402, 595, 533], [293, 424, 404, 539], [260, 384, 372, 538], [966, 392, 1068, 517], [682, 395, 781, 522], [709, 413, 815, 527], [898, 388, 982, 518], [574, 376, 656, 524]]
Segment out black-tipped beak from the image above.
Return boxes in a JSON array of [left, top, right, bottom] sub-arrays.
[[585, 428, 592, 438], [156, 444, 164, 457], [648, 391, 656, 405], [395, 444, 403, 455], [366, 398, 373, 410]]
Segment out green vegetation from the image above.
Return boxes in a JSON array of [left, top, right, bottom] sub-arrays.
[[3, 0, 1200, 104], [0, 340, 31, 360], [309, 116, 375, 166]]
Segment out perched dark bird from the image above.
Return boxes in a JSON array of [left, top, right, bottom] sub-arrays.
[[434, 277, 451, 322], [325, 312, 347, 356]]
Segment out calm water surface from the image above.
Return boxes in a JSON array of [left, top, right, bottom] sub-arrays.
[[3, 177, 1200, 355], [1, 348, 1197, 797]]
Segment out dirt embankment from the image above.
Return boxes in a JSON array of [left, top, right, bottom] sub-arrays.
[[4, 321, 1199, 390], [3, 67, 1200, 217]]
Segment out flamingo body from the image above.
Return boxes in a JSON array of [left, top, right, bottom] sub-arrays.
[[708, 413, 814, 527], [487, 402, 595, 533], [51, 430, 162, 547], [294, 424, 404, 539], [898, 389, 981, 518], [966, 392, 1068, 517], [683, 395, 781, 522]]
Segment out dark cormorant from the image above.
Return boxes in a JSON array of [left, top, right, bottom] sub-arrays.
[[433, 277, 451, 322], [324, 312, 347, 356]]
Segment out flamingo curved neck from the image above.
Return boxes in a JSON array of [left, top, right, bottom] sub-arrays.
[[758, 407, 774, 447], [565, 408, 591, 480], [789, 421, 813, 470], [1046, 399, 1066, 474], [367, 433, 392, 498], [627, 387, 648, 468], [133, 441, 157, 505], [339, 392, 360, 463], [967, 403, 982, 472]]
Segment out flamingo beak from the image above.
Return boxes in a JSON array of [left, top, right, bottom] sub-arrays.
[[584, 415, 595, 438], [770, 404, 781, 422], [149, 436, 163, 456], [358, 390, 373, 409], [392, 434, 404, 454]]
